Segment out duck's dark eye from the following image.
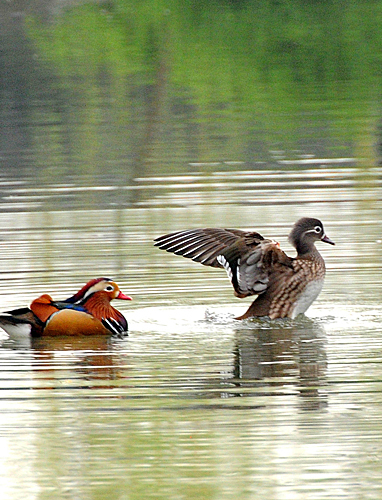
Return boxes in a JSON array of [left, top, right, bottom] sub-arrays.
[[105, 285, 114, 292], [314, 226, 322, 234]]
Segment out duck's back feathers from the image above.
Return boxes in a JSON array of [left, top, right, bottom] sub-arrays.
[[218, 239, 294, 298], [0, 307, 44, 337]]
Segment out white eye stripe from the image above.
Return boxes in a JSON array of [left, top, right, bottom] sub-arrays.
[[305, 226, 322, 235]]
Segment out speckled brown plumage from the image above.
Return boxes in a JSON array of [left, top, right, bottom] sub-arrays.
[[154, 217, 334, 319]]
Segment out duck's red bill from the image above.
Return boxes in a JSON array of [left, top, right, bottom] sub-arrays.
[[117, 292, 133, 300]]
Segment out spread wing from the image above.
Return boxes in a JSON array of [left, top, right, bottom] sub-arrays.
[[154, 228, 294, 298], [154, 228, 259, 268]]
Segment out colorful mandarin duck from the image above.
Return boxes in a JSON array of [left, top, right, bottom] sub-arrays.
[[155, 217, 334, 319], [0, 278, 132, 337]]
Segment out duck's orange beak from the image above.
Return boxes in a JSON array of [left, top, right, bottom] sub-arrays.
[[116, 291, 133, 301]]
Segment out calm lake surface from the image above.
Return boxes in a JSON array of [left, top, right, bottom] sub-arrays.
[[1, 1, 382, 499]]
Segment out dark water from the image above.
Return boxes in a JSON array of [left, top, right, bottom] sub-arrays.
[[1, 1, 382, 499]]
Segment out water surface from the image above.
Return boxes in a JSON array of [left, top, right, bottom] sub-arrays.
[[0, 173, 381, 500], [1, 1, 382, 499]]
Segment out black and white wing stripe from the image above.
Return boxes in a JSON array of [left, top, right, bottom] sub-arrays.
[[217, 243, 270, 298], [101, 317, 128, 337]]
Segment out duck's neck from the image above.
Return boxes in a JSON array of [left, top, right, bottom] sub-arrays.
[[296, 242, 319, 259], [83, 293, 112, 319]]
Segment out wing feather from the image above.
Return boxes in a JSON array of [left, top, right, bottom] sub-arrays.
[[155, 228, 259, 268], [154, 227, 294, 298]]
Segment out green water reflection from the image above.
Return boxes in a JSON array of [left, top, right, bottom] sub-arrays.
[[0, 0, 380, 208]]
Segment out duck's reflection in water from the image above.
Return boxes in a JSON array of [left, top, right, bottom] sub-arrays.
[[232, 318, 327, 410], [30, 335, 124, 383]]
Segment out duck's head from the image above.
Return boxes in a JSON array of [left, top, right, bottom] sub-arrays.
[[65, 278, 132, 304], [288, 218, 335, 254]]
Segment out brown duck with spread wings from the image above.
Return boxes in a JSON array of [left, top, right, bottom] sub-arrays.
[[154, 217, 334, 319]]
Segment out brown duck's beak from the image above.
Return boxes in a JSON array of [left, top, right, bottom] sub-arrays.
[[321, 234, 335, 245], [116, 292, 133, 300]]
